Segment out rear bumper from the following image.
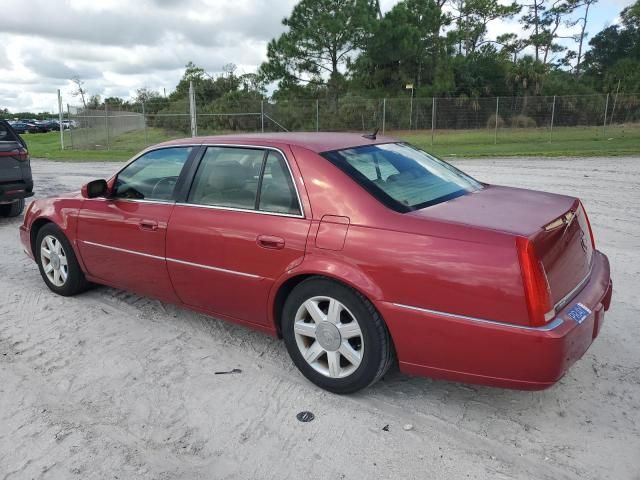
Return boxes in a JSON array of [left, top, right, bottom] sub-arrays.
[[19, 224, 34, 260], [379, 250, 612, 390], [0, 181, 34, 203]]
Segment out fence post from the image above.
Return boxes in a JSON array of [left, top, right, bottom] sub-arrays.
[[189, 81, 197, 137], [382, 98, 386, 135], [431, 98, 436, 146], [142, 101, 148, 146], [494, 96, 499, 145], [549, 95, 556, 143], [603, 93, 609, 137], [57, 89, 64, 150], [261, 100, 265, 133], [316, 99, 319, 132], [67, 104, 73, 149], [105, 103, 110, 150]]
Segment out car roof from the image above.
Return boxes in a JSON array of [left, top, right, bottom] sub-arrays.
[[155, 132, 398, 153]]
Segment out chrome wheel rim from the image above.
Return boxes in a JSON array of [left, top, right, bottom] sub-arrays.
[[294, 296, 364, 379], [40, 235, 68, 287]]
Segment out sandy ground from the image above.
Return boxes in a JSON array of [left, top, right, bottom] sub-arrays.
[[0, 157, 638, 480]]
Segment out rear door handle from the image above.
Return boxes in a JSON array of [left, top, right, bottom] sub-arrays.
[[139, 219, 158, 231], [257, 235, 285, 250]]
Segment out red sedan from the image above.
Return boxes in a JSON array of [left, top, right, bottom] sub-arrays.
[[19, 133, 613, 393]]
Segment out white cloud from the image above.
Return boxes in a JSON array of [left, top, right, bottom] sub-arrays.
[[0, 0, 631, 112]]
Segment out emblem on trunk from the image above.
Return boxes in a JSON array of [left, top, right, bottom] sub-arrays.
[[579, 229, 588, 252]]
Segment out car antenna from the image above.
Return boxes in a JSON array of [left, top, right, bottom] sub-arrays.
[[362, 128, 379, 140]]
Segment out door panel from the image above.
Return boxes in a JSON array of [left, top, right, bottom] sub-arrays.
[[166, 206, 310, 325], [77, 199, 179, 302], [75, 146, 194, 302]]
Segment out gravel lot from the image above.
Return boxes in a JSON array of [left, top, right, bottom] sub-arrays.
[[1, 157, 638, 480]]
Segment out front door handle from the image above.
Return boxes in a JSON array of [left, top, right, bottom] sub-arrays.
[[139, 219, 158, 231], [257, 235, 285, 250]]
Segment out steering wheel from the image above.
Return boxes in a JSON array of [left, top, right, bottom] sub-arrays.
[[151, 177, 177, 199]]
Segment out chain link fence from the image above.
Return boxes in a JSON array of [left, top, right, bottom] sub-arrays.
[[64, 86, 640, 151]]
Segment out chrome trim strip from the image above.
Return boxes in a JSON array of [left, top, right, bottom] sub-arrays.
[[392, 303, 564, 331], [553, 265, 593, 312], [166, 257, 262, 279], [80, 240, 262, 279], [81, 240, 165, 261], [174, 201, 303, 219]]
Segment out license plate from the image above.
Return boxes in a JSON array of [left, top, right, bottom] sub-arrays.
[[567, 303, 592, 323]]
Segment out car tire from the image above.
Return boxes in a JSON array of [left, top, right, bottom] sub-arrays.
[[0, 199, 25, 217], [282, 277, 394, 394], [35, 223, 89, 296]]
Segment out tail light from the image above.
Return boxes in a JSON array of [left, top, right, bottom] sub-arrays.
[[516, 237, 555, 327], [579, 201, 596, 249], [0, 148, 29, 161]]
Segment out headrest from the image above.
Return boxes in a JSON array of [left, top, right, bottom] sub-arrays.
[[206, 161, 247, 190]]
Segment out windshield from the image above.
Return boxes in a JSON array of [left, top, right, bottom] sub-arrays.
[[321, 143, 482, 212]]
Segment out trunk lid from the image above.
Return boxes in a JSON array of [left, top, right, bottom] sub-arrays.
[[410, 185, 593, 308]]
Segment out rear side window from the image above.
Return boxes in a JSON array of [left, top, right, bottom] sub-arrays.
[[188, 147, 264, 210], [188, 146, 302, 216], [114, 147, 192, 201], [321, 143, 482, 212], [0, 122, 19, 142], [258, 151, 301, 215]]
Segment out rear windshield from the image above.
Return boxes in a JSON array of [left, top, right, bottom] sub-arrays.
[[321, 143, 482, 212]]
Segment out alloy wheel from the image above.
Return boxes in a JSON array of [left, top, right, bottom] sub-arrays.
[[293, 296, 364, 379]]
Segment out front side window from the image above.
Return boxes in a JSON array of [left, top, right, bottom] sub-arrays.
[[321, 143, 482, 212], [114, 147, 192, 201]]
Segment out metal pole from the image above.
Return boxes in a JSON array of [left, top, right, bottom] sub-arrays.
[[67, 104, 73, 149], [105, 103, 110, 150], [142, 101, 148, 146], [494, 96, 499, 145], [549, 95, 556, 143], [409, 88, 414, 129], [610, 79, 621, 127], [261, 100, 264, 133], [316, 99, 319, 132], [189, 81, 197, 137], [431, 97, 436, 146], [382, 98, 386, 135], [603, 93, 609, 137], [57, 89, 64, 150]]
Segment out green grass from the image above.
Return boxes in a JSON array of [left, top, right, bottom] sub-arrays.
[[23, 124, 640, 162]]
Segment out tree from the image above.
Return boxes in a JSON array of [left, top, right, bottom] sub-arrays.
[[70, 76, 88, 109], [352, 0, 452, 94], [583, 1, 640, 90], [259, 0, 379, 99], [449, 0, 520, 56], [573, 0, 598, 75], [520, 0, 546, 62]]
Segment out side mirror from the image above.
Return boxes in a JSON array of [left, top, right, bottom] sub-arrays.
[[81, 179, 109, 199]]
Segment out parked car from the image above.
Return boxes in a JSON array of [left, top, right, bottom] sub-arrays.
[[0, 120, 33, 217], [61, 120, 76, 129], [19, 133, 612, 393], [7, 121, 29, 134]]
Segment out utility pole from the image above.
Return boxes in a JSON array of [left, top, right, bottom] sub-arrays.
[[406, 84, 414, 129]]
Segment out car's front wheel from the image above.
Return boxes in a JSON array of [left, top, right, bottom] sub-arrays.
[[0, 199, 25, 217], [36, 223, 89, 296], [282, 277, 394, 394]]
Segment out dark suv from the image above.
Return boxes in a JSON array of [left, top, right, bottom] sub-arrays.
[[0, 120, 33, 217]]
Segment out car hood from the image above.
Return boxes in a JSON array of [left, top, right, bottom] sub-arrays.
[[407, 184, 577, 237]]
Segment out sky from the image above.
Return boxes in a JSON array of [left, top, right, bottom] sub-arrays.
[[0, 0, 635, 113]]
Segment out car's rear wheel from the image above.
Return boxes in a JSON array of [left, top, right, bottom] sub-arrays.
[[282, 277, 394, 393], [0, 199, 25, 217], [36, 224, 89, 296]]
